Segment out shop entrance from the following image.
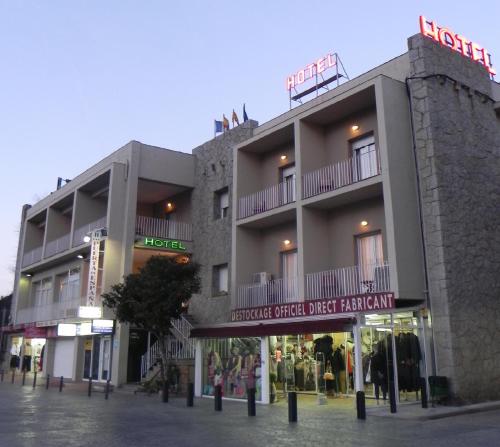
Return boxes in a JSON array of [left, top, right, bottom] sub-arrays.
[[10, 336, 46, 373], [83, 335, 111, 382]]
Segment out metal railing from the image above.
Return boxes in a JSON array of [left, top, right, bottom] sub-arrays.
[[21, 246, 43, 268], [136, 215, 192, 241], [237, 179, 296, 219], [15, 296, 84, 325], [235, 277, 298, 309], [302, 148, 380, 199], [72, 216, 108, 247], [305, 262, 390, 300], [44, 234, 71, 258]]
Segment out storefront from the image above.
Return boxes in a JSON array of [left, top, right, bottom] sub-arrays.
[[193, 308, 430, 408], [5, 325, 48, 373]]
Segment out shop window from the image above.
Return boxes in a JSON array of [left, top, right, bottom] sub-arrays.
[[212, 264, 228, 295], [351, 134, 377, 181], [214, 188, 229, 219]]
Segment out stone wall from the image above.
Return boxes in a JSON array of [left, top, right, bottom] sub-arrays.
[[408, 34, 500, 401], [189, 121, 258, 324]]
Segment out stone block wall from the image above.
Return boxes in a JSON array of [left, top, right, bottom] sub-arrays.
[[189, 121, 258, 324], [408, 34, 500, 401]]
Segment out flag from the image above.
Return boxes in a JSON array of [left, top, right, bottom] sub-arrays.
[[223, 114, 230, 131], [214, 120, 223, 134], [232, 109, 240, 127], [243, 104, 249, 122]]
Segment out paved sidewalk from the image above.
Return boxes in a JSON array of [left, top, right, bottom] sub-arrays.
[[1, 380, 500, 447]]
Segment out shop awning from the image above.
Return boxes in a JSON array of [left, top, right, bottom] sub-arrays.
[[190, 317, 355, 338]]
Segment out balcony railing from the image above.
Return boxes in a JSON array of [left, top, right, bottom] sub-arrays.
[[73, 216, 108, 247], [15, 296, 84, 325], [238, 179, 296, 219], [302, 148, 380, 199], [135, 215, 192, 241], [235, 277, 298, 309], [305, 262, 390, 300], [21, 246, 43, 268], [44, 234, 71, 258]]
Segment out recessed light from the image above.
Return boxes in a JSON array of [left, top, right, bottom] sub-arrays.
[[280, 155, 287, 161], [25, 273, 32, 277], [360, 220, 368, 227], [83, 235, 91, 243], [351, 125, 360, 131], [77, 254, 84, 259], [283, 239, 291, 246]]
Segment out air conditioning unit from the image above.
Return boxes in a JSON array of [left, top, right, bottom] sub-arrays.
[[253, 272, 272, 284]]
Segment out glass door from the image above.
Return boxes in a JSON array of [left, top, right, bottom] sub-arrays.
[[100, 336, 111, 381], [351, 135, 377, 181], [280, 165, 296, 204]]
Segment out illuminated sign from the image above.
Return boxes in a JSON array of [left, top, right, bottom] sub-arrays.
[[419, 16, 495, 76], [231, 293, 395, 322], [78, 306, 102, 319], [91, 319, 114, 334], [139, 236, 187, 251], [57, 323, 77, 337], [286, 53, 336, 91]]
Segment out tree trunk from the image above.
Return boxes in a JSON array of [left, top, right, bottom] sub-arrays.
[[157, 334, 169, 402]]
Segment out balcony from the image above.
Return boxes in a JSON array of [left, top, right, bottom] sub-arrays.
[[235, 277, 298, 309], [238, 179, 296, 220], [15, 296, 84, 325], [136, 215, 192, 241], [305, 262, 390, 299], [44, 234, 70, 258], [22, 246, 43, 268], [302, 148, 380, 200], [73, 216, 108, 247]]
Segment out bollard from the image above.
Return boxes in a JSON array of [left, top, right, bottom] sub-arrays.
[[105, 380, 110, 400], [88, 378, 92, 397], [11, 370, 15, 384], [162, 380, 169, 403], [388, 379, 397, 414], [46, 374, 50, 390], [187, 383, 194, 407], [22, 371, 26, 386], [59, 376, 63, 392], [247, 388, 256, 417], [356, 391, 366, 420], [420, 377, 428, 409], [1, 370, 4, 382], [32, 372, 37, 389], [288, 391, 297, 423], [214, 385, 222, 411]]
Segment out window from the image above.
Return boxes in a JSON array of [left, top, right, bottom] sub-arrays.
[[280, 164, 296, 204], [214, 188, 229, 219], [34, 278, 53, 308], [351, 135, 378, 181], [356, 232, 385, 292], [213, 264, 229, 295], [58, 268, 80, 302]]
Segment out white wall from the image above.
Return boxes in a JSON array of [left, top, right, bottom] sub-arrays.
[[53, 338, 75, 379]]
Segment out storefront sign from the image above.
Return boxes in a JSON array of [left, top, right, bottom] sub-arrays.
[[78, 306, 102, 319], [419, 15, 496, 75], [91, 319, 114, 334], [286, 53, 336, 91], [57, 323, 77, 337], [86, 231, 101, 307], [24, 326, 47, 338], [231, 293, 395, 322], [138, 236, 187, 251]]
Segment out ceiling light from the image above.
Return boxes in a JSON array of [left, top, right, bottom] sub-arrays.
[[25, 273, 32, 277], [283, 239, 291, 246], [280, 155, 287, 161], [360, 220, 368, 227], [83, 235, 91, 243], [167, 202, 173, 208], [351, 125, 360, 131], [77, 254, 84, 259]]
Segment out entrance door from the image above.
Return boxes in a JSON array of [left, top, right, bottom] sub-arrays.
[[356, 232, 384, 293], [352, 135, 377, 181], [281, 250, 298, 301], [83, 335, 111, 382], [280, 165, 296, 204]]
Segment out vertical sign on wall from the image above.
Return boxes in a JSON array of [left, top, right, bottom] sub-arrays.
[[86, 231, 101, 307]]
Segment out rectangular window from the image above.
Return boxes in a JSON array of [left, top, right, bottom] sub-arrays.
[[280, 164, 296, 204], [214, 188, 229, 219], [59, 268, 80, 302], [34, 278, 53, 308], [356, 232, 385, 292], [351, 135, 378, 181], [213, 264, 229, 295]]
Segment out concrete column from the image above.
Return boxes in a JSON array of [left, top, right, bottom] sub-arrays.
[[194, 339, 203, 397], [260, 337, 270, 404], [353, 322, 363, 392], [110, 322, 129, 386]]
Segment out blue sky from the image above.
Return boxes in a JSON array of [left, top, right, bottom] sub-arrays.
[[0, 0, 499, 296]]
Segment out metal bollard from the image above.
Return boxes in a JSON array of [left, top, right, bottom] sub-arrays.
[[420, 377, 428, 409], [11, 370, 15, 384], [356, 391, 366, 420], [389, 379, 397, 414], [187, 383, 194, 407], [214, 385, 222, 411], [46, 374, 50, 390], [22, 371, 26, 386], [162, 380, 169, 403], [247, 388, 256, 417], [105, 380, 110, 400], [288, 391, 297, 423], [32, 372, 37, 389], [88, 378, 92, 397], [59, 376, 63, 392]]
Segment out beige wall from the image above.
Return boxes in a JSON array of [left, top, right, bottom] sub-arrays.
[[260, 144, 295, 187], [46, 207, 72, 242], [23, 221, 45, 252]]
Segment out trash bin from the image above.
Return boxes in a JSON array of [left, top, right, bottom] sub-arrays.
[[428, 376, 449, 405]]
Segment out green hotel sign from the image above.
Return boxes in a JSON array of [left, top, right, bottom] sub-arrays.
[[139, 236, 187, 251]]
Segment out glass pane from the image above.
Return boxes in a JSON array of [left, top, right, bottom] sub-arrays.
[[101, 338, 111, 381], [91, 336, 101, 380]]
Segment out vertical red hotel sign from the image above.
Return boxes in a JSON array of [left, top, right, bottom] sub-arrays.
[[419, 16, 495, 76]]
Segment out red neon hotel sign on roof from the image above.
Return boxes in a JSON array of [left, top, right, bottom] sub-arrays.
[[286, 53, 336, 91], [419, 16, 495, 76]]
